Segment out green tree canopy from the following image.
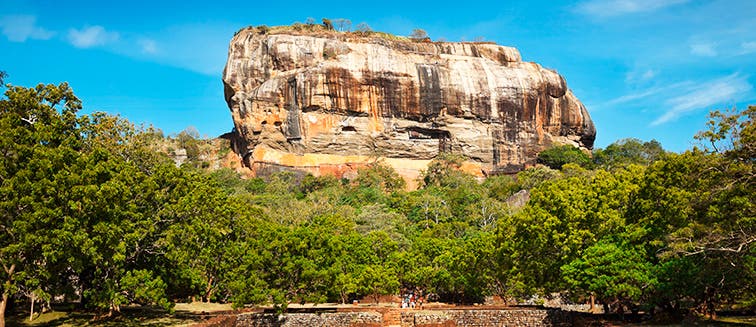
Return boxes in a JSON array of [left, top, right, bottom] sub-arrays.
[[536, 144, 592, 170]]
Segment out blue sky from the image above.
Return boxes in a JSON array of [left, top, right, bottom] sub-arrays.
[[1, 0, 754, 152]]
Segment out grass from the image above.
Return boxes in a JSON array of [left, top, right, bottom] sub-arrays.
[[717, 316, 756, 326], [599, 316, 756, 326], [8, 302, 234, 327]]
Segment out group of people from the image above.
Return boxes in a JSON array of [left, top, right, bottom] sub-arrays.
[[400, 290, 424, 309]]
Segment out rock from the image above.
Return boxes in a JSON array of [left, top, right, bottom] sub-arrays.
[[222, 28, 595, 185], [506, 189, 531, 209]]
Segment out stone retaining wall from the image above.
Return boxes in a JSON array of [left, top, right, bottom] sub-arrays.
[[234, 311, 383, 327], [227, 309, 572, 327], [402, 309, 572, 326]]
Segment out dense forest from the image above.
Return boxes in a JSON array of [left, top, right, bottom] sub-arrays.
[[0, 79, 753, 325]]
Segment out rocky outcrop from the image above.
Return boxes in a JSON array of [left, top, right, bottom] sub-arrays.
[[223, 28, 595, 185]]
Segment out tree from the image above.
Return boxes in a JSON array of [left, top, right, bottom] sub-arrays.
[[686, 106, 755, 258], [399, 235, 454, 300], [593, 138, 665, 169], [354, 204, 407, 242], [562, 239, 657, 312], [327, 232, 369, 304], [70, 146, 180, 316], [420, 153, 471, 188], [354, 162, 406, 192], [361, 264, 399, 304], [537, 144, 592, 169], [176, 126, 202, 163], [483, 175, 520, 202], [515, 165, 560, 190], [0, 81, 209, 321], [355, 22, 372, 35], [443, 232, 497, 303], [0, 82, 83, 326], [636, 106, 756, 318], [409, 191, 452, 229], [162, 173, 243, 303], [332, 18, 352, 32], [409, 28, 429, 40], [322, 18, 334, 31], [498, 166, 644, 298]]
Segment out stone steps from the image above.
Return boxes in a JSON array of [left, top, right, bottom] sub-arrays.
[[383, 309, 402, 326]]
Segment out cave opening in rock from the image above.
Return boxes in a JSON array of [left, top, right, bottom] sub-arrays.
[[407, 126, 452, 152]]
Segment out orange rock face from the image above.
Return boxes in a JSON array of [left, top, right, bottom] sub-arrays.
[[222, 29, 595, 184]]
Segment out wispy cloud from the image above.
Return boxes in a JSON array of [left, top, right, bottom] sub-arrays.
[[67, 25, 119, 48], [138, 38, 158, 54], [135, 23, 236, 75], [606, 88, 664, 106], [740, 41, 756, 55], [652, 73, 752, 126], [625, 68, 656, 84], [690, 42, 717, 57], [575, 0, 689, 17], [603, 81, 692, 107], [0, 15, 54, 42]]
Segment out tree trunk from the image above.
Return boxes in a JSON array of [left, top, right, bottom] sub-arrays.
[[590, 293, 595, 313], [29, 293, 34, 321], [107, 301, 121, 318], [204, 277, 215, 302], [0, 293, 7, 327], [0, 263, 16, 327]]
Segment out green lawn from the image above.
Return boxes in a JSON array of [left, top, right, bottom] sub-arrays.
[[8, 302, 234, 327]]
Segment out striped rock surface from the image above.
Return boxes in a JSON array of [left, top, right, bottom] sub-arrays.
[[223, 29, 595, 186]]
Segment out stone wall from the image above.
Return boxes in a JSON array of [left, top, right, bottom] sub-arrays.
[[402, 309, 572, 327], [224, 308, 572, 327], [234, 311, 383, 327]]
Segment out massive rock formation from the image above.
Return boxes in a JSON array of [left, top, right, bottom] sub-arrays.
[[223, 27, 595, 186]]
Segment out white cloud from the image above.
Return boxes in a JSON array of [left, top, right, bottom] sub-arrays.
[[625, 68, 657, 84], [604, 81, 692, 107], [575, 0, 689, 17], [138, 38, 158, 54], [607, 87, 664, 105], [690, 42, 717, 57], [138, 23, 237, 75], [0, 15, 54, 42], [740, 41, 756, 55], [67, 25, 119, 48], [651, 73, 752, 126]]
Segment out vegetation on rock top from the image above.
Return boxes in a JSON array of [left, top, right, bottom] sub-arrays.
[[234, 18, 497, 46]]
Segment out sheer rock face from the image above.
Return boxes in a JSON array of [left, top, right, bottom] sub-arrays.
[[223, 30, 595, 185]]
